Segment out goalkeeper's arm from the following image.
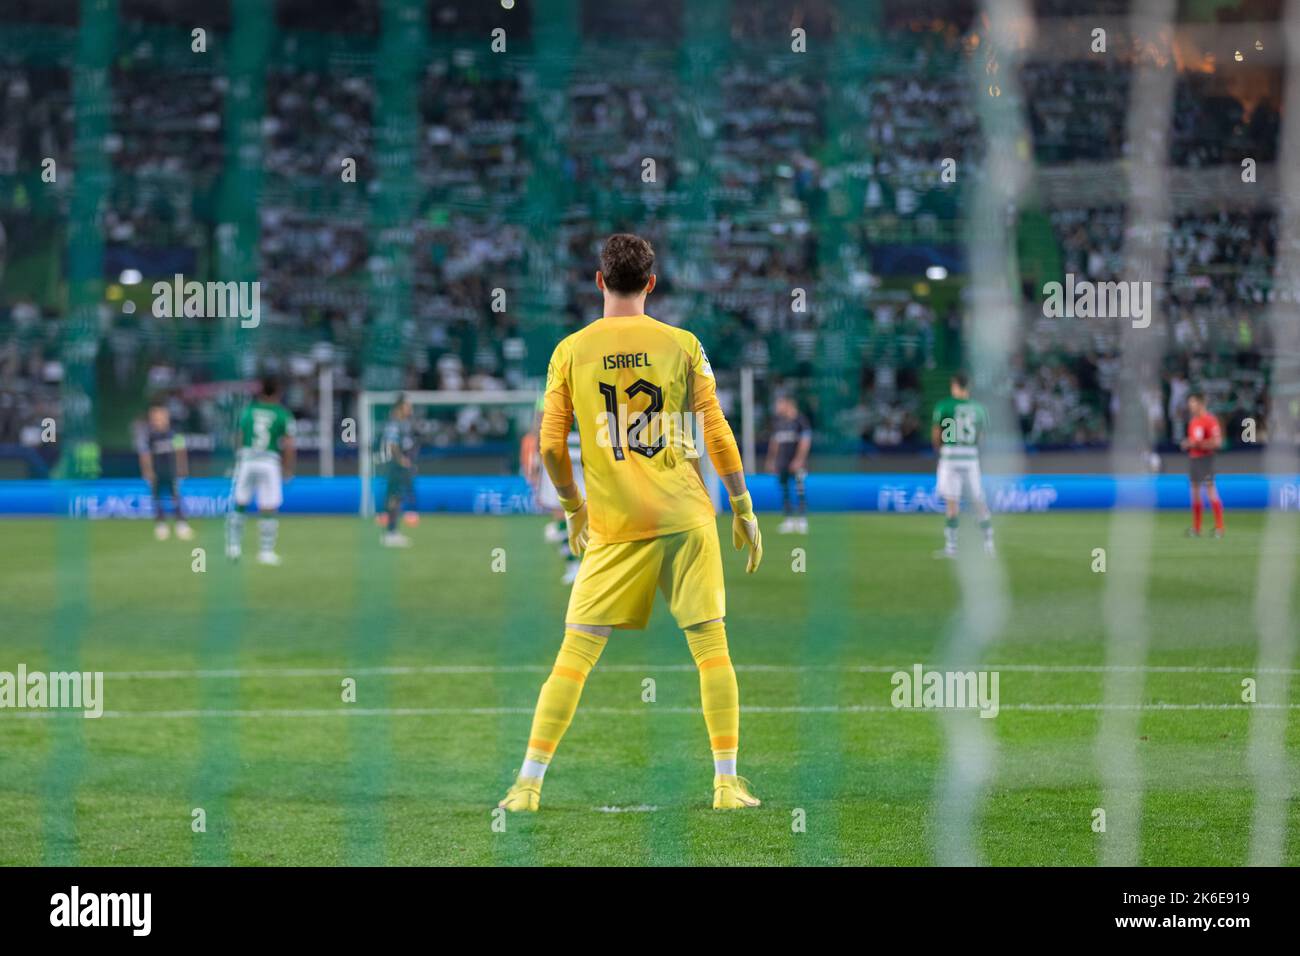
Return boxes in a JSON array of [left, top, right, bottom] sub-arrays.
[[694, 376, 763, 573], [538, 385, 587, 553]]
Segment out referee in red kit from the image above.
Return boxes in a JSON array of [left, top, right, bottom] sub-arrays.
[[1180, 392, 1224, 538]]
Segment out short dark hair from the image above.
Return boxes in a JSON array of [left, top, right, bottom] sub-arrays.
[[951, 371, 969, 389], [260, 374, 281, 398], [1188, 390, 1204, 403], [599, 233, 655, 295]]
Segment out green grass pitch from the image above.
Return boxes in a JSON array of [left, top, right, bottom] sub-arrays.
[[1, 511, 1297, 866]]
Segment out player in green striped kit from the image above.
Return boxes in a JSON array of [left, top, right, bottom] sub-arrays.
[[226, 375, 296, 565], [931, 372, 994, 558]]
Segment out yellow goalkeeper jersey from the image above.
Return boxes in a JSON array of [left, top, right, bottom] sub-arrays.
[[539, 313, 742, 545]]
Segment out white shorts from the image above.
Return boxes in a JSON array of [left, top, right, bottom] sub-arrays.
[[232, 457, 283, 511], [536, 460, 584, 512], [937, 457, 983, 503]]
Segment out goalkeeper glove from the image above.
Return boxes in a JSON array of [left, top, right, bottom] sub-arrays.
[[558, 493, 589, 557], [729, 491, 763, 573]]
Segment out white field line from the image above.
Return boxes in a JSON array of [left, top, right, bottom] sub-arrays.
[[91, 663, 1300, 680], [3, 702, 1297, 720]]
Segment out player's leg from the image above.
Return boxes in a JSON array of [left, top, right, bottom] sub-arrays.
[[226, 462, 253, 559], [255, 460, 283, 564], [778, 468, 794, 532], [402, 481, 419, 527], [663, 525, 759, 808], [1188, 478, 1204, 536], [795, 468, 808, 531], [944, 498, 960, 556], [171, 477, 193, 540], [226, 504, 248, 556], [968, 462, 993, 555], [381, 468, 412, 548], [255, 509, 282, 564], [544, 506, 580, 578], [537, 467, 579, 579], [543, 510, 568, 544], [151, 478, 170, 540], [500, 539, 658, 810], [558, 537, 580, 584], [385, 479, 402, 534], [685, 618, 759, 808], [937, 461, 960, 556], [1205, 477, 1224, 536], [499, 622, 612, 812]]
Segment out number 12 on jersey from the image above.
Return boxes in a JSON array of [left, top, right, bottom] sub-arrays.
[[598, 379, 665, 460]]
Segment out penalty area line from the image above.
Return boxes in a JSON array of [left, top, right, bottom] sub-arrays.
[[94, 663, 1300, 680], [2, 702, 1296, 720]]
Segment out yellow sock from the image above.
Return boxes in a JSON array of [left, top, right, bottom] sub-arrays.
[[685, 620, 739, 776], [520, 628, 607, 780]]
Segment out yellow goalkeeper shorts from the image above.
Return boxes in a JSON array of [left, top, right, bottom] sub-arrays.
[[565, 521, 726, 630]]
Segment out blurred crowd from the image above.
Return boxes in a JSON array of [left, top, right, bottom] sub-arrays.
[[0, 0, 1288, 463], [1014, 205, 1278, 446]]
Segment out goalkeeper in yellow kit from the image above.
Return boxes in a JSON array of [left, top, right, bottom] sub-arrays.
[[498, 234, 764, 811]]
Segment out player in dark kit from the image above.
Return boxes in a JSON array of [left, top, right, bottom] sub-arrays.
[[765, 394, 811, 534], [1181, 392, 1224, 538], [136, 402, 192, 541], [381, 394, 416, 548]]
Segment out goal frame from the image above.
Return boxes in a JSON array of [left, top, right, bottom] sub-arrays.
[[357, 389, 540, 516], [357, 383, 740, 517]]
